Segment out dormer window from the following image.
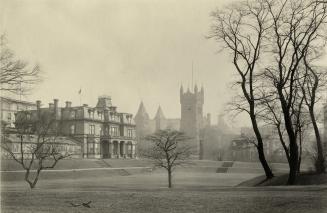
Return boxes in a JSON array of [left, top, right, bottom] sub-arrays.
[[71, 110, 76, 118]]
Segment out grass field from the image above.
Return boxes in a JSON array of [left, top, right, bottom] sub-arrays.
[[1, 160, 326, 213], [1, 169, 327, 213]]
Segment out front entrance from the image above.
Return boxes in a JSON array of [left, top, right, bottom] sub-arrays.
[[101, 141, 109, 158]]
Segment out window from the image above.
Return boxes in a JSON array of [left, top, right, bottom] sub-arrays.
[[88, 143, 94, 153], [71, 111, 76, 118], [13, 144, 20, 153], [89, 125, 95, 135], [110, 126, 119, 136], [7, 113, 11, 121], [127, 129, 133, 138], [88, 111, 94, 119], [70, 125, 75, 135], [98, 112, 103, 120]]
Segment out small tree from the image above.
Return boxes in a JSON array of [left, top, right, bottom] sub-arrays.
[[1, 110, 70, 189], [144, 129, 192, 188]]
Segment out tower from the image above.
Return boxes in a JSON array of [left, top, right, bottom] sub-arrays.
[[134, 101, 151, 138], [180, 84, 204, 158], [154, 105, 166, 131]]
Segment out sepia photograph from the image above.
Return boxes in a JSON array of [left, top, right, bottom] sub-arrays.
[[0, 0, 326, 212]]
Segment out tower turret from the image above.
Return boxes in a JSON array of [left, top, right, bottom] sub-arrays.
[[180, 83, 204, 158], [194, 84, 198, 93]]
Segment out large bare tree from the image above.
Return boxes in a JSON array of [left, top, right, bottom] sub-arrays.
[[300, 50, 327, 173], [263, 0, 327, 184], [1, 110, 70, 189], [0, 34, 41, 95], [209, 0, 274, 179], [144, 129, 192, 188]]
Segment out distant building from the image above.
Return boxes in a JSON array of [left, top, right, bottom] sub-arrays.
[[135, 85, 210, 158], [0, 97, 36, 128], [134, 102, 181, 151], [11, 96, 137, 159], [201, 114, 236, 161]]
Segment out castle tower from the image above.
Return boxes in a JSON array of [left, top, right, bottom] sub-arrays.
[[180, 84, 204, 158]]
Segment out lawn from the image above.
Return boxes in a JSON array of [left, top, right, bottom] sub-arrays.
[[1, 169, 326, 213]]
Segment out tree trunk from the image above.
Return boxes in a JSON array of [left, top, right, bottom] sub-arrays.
[[167, 169, 172, 188], [288, 141, 298, 185], [250, 113, 274, 179], [309, 108, 325, 173], [278, 89, 298, 185], [297, 134, 302, 173]]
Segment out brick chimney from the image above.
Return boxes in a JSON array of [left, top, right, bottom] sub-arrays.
[[65, 101, 72, 108], [36, 100, 41, 110]]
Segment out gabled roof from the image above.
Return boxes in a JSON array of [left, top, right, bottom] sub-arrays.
[[135, 101, 150, 120], [155, 105, 165, 119]]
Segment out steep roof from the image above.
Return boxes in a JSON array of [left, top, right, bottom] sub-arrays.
[[155, 105, 165, 119], [135, 101, 150, 120]]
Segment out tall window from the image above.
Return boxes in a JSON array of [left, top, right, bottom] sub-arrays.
[[110, 126, 119, 136], [70, 125, 75, 135], [71, 111, 76, 119], [127, 129, 133, 138], [89, 125, 95, 135], [98, 112, 103, 120]]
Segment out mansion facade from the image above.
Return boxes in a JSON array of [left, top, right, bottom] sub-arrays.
[[11, 96, 137, 159]]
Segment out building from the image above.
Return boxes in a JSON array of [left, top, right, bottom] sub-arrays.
[[180, 85, 206, 157], [0, 97, 36, 128], [134, 102, 180, 151], [135, 85, 210, 158], [201, 114, 236, 161], [12, 96, 137, 159]]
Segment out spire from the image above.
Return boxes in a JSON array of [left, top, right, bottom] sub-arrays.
[[135, 101, 150, 120], [194, 84, 198, 93], [155, 105, 165, 119], [180, 84, 184, 94]]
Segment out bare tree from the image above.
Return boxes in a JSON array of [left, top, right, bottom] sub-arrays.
[[209, 0, 274, 179], [1, 110, 71, 189], [300, 51, 327, 173], [0, 34, 41, 95], [144, 129, 192, 188], [263, 0, 327, 184]]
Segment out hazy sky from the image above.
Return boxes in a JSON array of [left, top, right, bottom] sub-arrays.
[[2, 0, 242, 125]]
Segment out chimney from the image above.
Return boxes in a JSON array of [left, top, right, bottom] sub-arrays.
[[36, 100, 41, 110], [65, 101, 72, 108], [83, 104, 88, 107], [54, 99, 59, 109], [49, 103, 54, 109]]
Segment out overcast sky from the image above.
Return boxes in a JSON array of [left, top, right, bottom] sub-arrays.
[[1, 0, 247, 125]]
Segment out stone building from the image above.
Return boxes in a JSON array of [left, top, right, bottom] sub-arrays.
[[0, 97, 36, 128], [134, 102, 180, 151], [13, 96, 137, 159], [135, 85, 210, 158], [180, 85, 206, 157]]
